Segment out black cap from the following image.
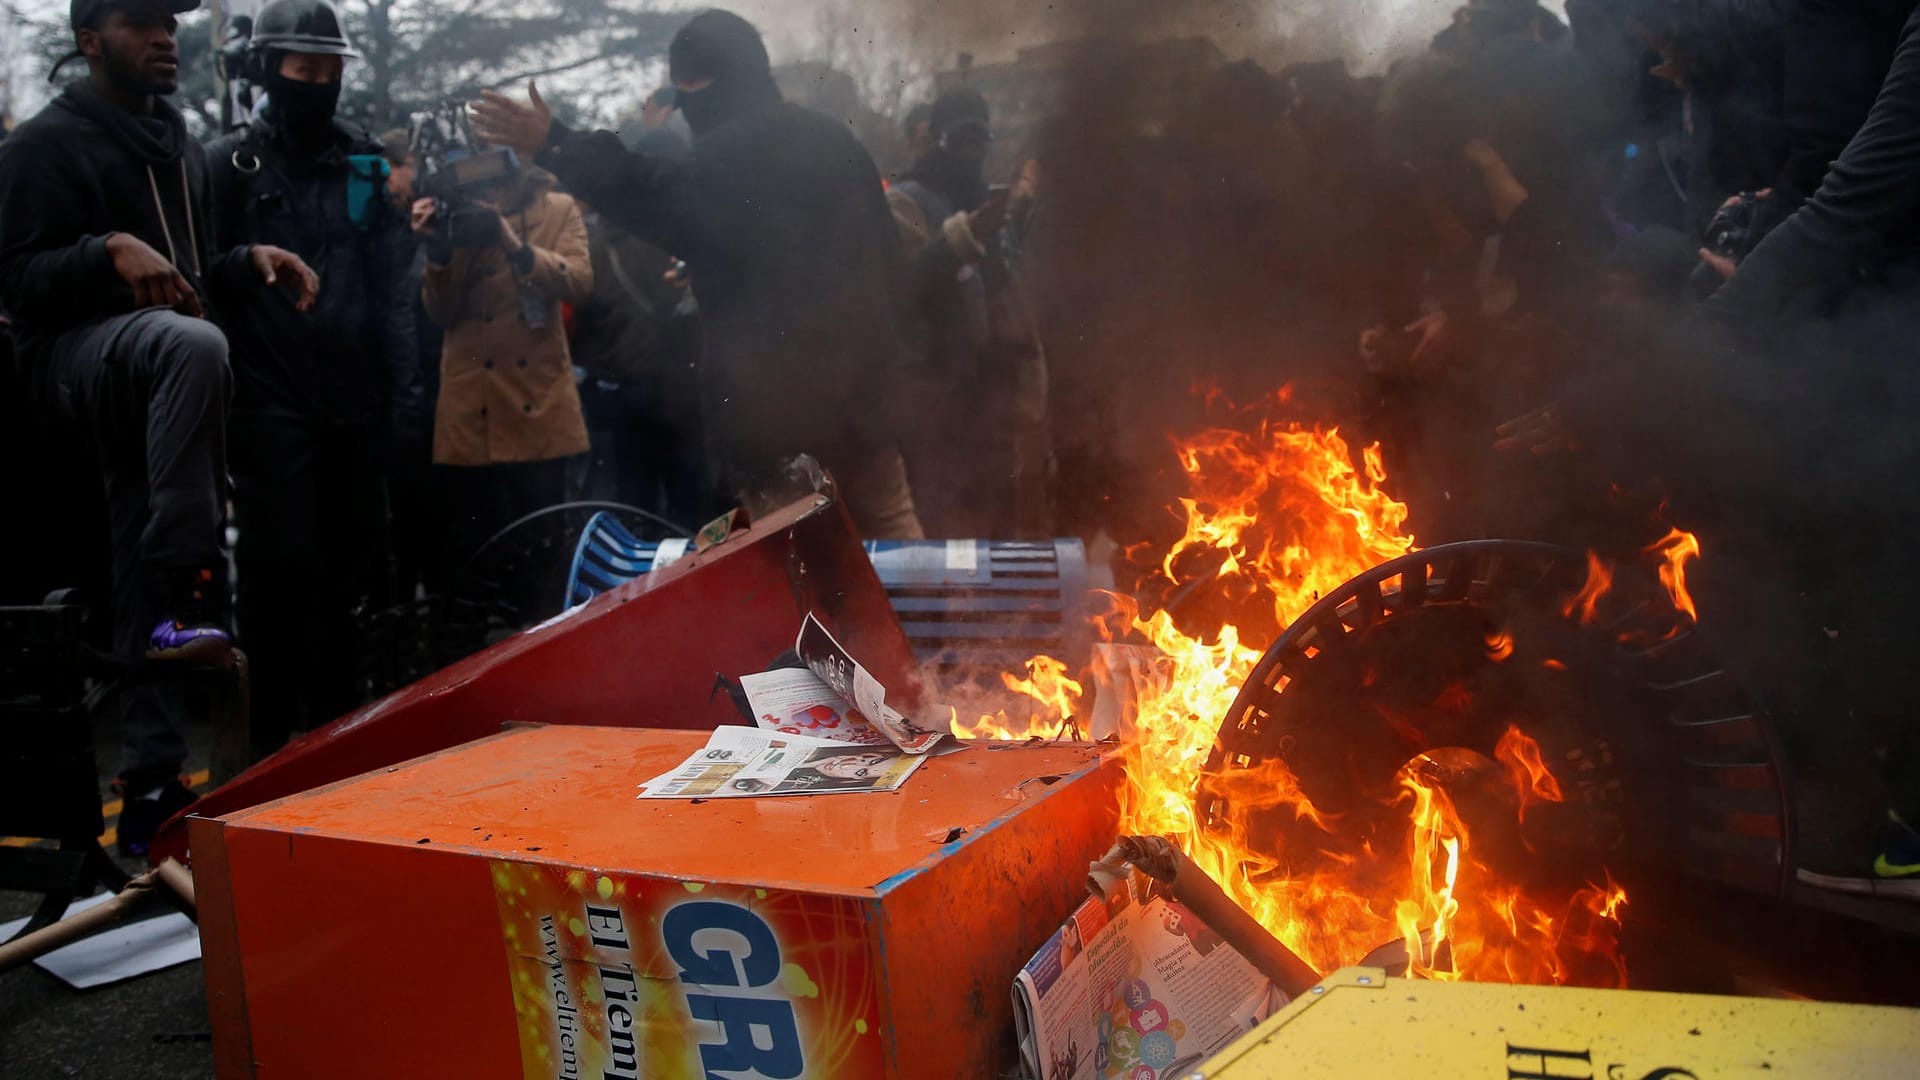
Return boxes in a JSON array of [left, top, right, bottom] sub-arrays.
[[71, 0, 200, 33]]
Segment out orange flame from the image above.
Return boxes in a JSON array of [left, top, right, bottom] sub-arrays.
[[1648, 528, 1701, 622], [951, 389, 1630, 986], [1496, 725, 1565, 824], [948, 655, 1084, 740], [1561, 551, 1615, 626]]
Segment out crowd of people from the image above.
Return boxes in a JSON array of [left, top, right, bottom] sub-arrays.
[[2, 0, 1919, 883]]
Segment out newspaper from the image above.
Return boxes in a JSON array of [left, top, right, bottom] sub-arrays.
[[636, 726, 929, 799], [1012, 868, 1282, 1080], [740, 667, 894, 746], [796, 613, 945, 755]]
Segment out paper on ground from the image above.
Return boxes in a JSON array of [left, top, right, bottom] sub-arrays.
[[637, 726, 929, 798], [0, 891, 200, 989]]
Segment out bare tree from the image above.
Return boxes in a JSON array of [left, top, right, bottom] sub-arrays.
[[343, 0, 681, 128]]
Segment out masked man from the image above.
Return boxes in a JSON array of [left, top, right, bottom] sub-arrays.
[[0, 0, 317, 851], [890, 89, 1053, 538], [473, 10, 923, 538], [206, 0, 418, 753]]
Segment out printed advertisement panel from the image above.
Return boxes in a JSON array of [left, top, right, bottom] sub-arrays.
[[491, 861, 888, 1080]]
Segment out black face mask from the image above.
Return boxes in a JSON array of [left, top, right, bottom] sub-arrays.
[[674, 83, 722, 134], [672, 74, 780, 137], [265, 74, 341, 137]]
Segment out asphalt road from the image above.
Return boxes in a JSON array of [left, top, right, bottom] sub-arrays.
[[0, 711, 216, 1080]]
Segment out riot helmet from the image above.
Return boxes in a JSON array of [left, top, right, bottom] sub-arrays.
[[247, 0, 357, 136], [248, 0, 358, 62]]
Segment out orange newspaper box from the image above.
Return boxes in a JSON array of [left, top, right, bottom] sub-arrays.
[[192, 725, 1124, 1079]]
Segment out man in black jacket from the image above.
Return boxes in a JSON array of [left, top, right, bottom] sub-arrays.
[[473, 10, 922, 538], [0, 0, 315, 849], [888, 89, 1051, 538], [207, 0, 417, 751]]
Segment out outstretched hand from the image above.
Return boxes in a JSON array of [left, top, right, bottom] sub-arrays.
[[472, 80, 553, 160], [252, 245, 319, 311]]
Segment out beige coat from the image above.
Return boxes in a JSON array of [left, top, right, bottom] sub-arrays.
[[424, 174, 594, 466]]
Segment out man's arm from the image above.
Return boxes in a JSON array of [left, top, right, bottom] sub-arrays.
[[1709, 6, 1920, 320], [0, 141, 125, 325], [1774, 0, 1900, 205], [473, 82, 704, 265], [535, 122, 702, 260]]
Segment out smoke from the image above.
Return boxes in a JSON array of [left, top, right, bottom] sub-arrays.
[[732, 0, 1494, 82], [733, 0, 1532, 72]]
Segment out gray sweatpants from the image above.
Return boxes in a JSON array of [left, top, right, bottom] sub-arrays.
[[46, 307, 231, 778]]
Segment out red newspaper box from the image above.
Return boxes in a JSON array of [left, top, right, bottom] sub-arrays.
[[157, 492, 920, 864], [193, 725, 1124, 1079]]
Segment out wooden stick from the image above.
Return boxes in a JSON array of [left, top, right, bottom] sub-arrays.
[[1108, 835, 1324, 998], [155, 857, 196, 915], [0, 857, 187, 976]]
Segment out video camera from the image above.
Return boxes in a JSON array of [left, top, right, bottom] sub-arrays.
[[410, 101, 521, 249], [1704, 191, 1764, 263]]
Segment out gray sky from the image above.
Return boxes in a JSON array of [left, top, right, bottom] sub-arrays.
[[6, 0, 1564, 121]]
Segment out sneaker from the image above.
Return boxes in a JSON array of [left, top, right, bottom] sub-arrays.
[[114, 776, 199, 858], [146, 617, 234, 664], [1797, 811, 1920, 902], [145, 565, 234, 664]]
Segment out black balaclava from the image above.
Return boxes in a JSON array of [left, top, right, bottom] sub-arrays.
[[264, 53, 342, 141], [667, 9, 781, 136], [907, 87, 991, 211]]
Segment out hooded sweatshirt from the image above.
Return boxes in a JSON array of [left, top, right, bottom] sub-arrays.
[[537, 12, 909, 479], [0, 81, 253, 355]]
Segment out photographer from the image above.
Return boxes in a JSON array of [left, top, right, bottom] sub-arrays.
[[411, 143, 593, 559], [206, 0, 417, 751]]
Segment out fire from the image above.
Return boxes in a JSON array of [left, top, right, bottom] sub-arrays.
[[948, 656, 1086, 740], [1495, 724, 1565, 823], [1396, 769, 1464, 981], [1648, 528, 1701, 622], [950, 388, 1637, 987], [1562, 551, 1614, 626]]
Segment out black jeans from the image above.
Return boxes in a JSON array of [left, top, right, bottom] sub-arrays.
[[231, 415, 387, 753], [45, 308, 231, 778]]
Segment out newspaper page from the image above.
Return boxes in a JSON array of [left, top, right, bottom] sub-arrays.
[[1013, 868, 1282, 1080], [740, 668, 893, 746], [796, 613, 945, 755], [636, 727, 928, 799]]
